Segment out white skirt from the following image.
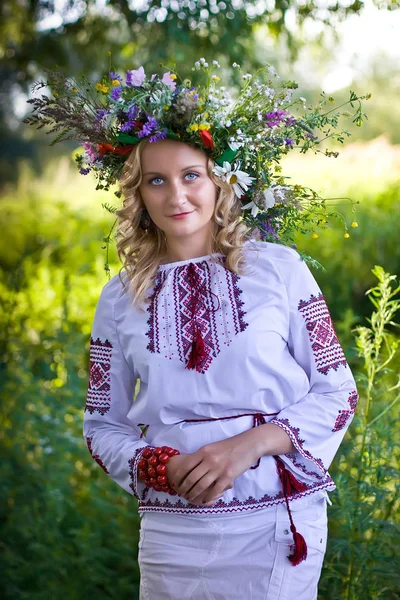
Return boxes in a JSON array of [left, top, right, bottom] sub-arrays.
[[138, 496, 328, 600]]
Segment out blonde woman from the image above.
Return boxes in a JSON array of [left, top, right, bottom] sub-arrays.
[[83, 137, 357, 599], [25, 62, 362, 599]]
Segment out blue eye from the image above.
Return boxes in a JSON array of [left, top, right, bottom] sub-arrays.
[[150, 177, 164, 186], [185, 172, 199, 181]]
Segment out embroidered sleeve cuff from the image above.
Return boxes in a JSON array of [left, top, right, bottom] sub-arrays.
[[269, 417, 327, 478], [128, 445, 154, 500]]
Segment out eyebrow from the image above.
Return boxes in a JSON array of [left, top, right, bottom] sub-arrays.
[[142, 164, 206, 176]]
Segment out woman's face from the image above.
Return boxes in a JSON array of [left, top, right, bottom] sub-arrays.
[[138, 139, 218, 250]]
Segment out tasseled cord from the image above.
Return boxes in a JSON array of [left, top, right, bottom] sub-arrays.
[[186, 328, 208, 371], [275, 456, 308, 566]]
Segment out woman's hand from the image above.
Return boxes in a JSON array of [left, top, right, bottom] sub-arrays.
[[166, 423, 294, 506], [166, 434, 261, 506]]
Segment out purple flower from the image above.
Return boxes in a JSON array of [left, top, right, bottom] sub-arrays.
[[126, 66, 145, 87], [95, 108, 109, 123], [110, 87, 122, 101], [149, 129, 168, 143], [119, 104, 139, 133], [161, 72, 177, 91], [284, 138, 294, 146], [79, 168, 91, 175], [258, 218, 279, 240], [109, 71, 122, 82], [285, 114, 295, 126], [127, 104, 139, 120], [138, 116, 158, 138], [265, 110, 287, 127]]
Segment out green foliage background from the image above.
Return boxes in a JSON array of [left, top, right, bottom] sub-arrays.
[[1, 2, 400, 598]]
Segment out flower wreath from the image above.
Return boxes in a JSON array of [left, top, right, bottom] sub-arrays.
[[25, 59, 369, 257]]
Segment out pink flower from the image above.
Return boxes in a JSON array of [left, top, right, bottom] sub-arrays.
[[83, 142, 98, 162], [161, 72, 177, 91], [126, 66, 146, 87]]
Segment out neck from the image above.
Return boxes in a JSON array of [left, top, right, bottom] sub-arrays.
[[164, 233, 214, 263]]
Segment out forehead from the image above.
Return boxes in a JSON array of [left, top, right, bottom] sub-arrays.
[[140, 139, 207, 169]]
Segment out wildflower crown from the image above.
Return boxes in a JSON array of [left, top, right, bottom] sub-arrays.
[[25, 59, 369, 248]]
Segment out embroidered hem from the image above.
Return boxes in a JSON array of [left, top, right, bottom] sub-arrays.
[[137, 480, 334, 515]]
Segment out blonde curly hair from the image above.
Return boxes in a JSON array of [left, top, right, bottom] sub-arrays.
[[116, 140, 251, 306]]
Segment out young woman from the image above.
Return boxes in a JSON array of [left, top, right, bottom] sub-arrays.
[[25, 61, 362, 599], [83, 136, 357, 599]]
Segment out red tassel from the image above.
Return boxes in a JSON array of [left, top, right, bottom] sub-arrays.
[[275, 457, 308, 495], [186, 329, 207, 372], [288, 529, 308, 566]]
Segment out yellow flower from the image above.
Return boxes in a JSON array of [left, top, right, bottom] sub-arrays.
[[212, 75, 221, 81], [351, 221, 358, 228], [96, 83, 109, 94], [199, 123, 211, 131], [164, 105, 170, 111], [203, 112, 209, 118], [170, 74, 177, 80], [111, 80, 120, 86], [312, 233, 319, 239], [72, 88, 78, 94], [189, 124, 199, 132], [344, 233, 350, 238]]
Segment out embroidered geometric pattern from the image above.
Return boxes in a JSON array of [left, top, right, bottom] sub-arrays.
[[85, 436, 109, 474], [270, 417, 326, 475], [85, 337, 113, 415], [128, 446, 154, 500], [332, 390, 359, 432], [146, 261, 248, 374], [136, 478, 334, 515], [298, 293, 348, 375]]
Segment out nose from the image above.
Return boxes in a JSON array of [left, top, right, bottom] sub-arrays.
[[168, 179, 187, 208]]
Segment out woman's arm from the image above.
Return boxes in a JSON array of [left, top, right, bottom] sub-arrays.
[[168, 423, 294, 505]]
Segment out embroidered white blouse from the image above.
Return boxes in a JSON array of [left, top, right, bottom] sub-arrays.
[[83, 240, 358, 515]]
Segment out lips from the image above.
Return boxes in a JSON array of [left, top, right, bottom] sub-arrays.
[[169, 211, 194, 218]]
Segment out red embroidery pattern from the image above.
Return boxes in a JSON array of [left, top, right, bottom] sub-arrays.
[[136, 479, 333, 515], [85, 436, 109, 474], [146, 261, 248, 373], [285, 452, 325, 481], [270, 417, 326, 475], [332, 390, 358, 432], [85, 337, 113, 415], [298, 293, 347, 375]]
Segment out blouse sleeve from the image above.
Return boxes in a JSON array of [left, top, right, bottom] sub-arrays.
[[82, 276, 150, 499], [268, 246, 358, 480]]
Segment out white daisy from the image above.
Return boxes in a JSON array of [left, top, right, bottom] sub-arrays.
[[212, 161, 255, 198], [241, 200, 260, 217]]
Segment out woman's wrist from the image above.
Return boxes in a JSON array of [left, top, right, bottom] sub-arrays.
[[252, 423, 295, 457], [138, 446, 180, 493]]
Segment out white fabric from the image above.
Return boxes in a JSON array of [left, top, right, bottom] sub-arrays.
[[138, 496, 328, 600], [83, 240, 358, 514]]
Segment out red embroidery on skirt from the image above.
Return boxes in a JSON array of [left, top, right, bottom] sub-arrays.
[[85, 436, 109, 474], [85, 337, 113, 415], [146, 261, 248, 373], [332, 390, 358, 432], [298, 293, 347, 375]]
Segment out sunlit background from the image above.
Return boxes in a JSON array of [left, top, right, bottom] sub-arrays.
[[1, 1, 399, 598]]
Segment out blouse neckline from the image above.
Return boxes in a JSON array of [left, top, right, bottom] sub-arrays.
[[157, 253, 224, 271]]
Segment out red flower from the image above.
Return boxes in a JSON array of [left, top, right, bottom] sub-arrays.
[[199, 129, 214, 149]]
